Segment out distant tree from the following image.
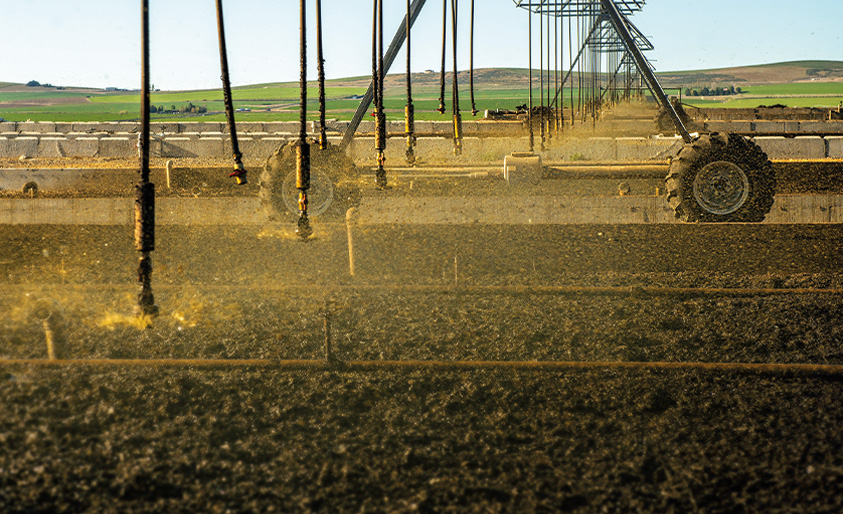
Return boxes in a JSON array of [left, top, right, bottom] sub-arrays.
[[171, 105, 176, 112], [692, 90, 700, 96], [729, 85, 736, 95], [197, 105, 207, 114], [149, 104, 158, 114], [684, 88, 692, 97], [157, 106, 164, 113], [735, 86, 742, 94], [25, 80, 41, 87], [701, 86, 710, 96]]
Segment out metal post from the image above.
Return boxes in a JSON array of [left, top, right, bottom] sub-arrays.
[[215, 0, 247, 184], [135, 0, 157, 318]]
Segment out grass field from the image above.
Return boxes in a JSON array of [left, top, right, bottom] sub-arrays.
[[2, 64, 843, 122]]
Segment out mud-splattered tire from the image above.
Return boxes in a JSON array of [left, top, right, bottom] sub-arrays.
[[258, 141, 360, 222], [666, 133, 776, 223]]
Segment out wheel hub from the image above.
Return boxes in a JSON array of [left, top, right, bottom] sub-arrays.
[[692, 161, 750, 215], [281, 170, 335, 216]]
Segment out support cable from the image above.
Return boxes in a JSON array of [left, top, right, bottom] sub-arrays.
[[295, 0, 312, 241], [315, 0, 328, 150], [451, 0, 462, 156], [135, 0, 157, 318], [215, 0, 247, 185]]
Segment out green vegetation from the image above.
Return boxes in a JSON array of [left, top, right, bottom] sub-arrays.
[[3, 63, 843, 122], [740, 83, 843, 96]]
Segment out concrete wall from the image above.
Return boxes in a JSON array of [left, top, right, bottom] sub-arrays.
[[1, 132, 841, 163]]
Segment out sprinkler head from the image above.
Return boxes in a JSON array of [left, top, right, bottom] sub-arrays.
[[296, 214, 313, 241], [229, 168, 248, 185]]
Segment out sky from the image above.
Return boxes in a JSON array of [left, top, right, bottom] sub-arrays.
[[0, 0, 839, 91]]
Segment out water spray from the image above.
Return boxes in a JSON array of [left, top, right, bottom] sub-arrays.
[[33, 299, 67, 360]]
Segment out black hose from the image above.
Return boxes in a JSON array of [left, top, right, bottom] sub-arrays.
[[405, 0, 416, 164], [215, 0, 246, 184], [469, 0, 477, 116], [375, 0, 387, 188], [136, 0, 157, 317], [527, 6, 533, 152], [315, 0, 327, 149], [450, 0, 461, 155], [296, 0, 312, 240], [437, 0, 446, 114]]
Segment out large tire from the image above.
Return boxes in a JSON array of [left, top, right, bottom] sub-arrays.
[[258, 141, 360, 222], [666, 133, 776, 223]]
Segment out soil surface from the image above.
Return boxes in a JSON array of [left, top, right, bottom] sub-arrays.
[[2, 223, 843, 512]]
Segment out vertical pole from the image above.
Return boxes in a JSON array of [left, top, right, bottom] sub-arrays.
[[296, 0, 312, 240], [451, 0, 462, 156], [315, 0, 328, 150], [375, 0, 387, 188], [135, 0, 157, 318], [215, 0, 247, 185]]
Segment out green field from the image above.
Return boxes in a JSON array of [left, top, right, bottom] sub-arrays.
[[2, 67, 843, 122]]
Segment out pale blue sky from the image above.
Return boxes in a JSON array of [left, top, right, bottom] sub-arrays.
[[0, 0, 838, 90]]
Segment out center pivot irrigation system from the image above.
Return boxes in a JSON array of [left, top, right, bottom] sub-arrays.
[[130, 0, 777, 317]]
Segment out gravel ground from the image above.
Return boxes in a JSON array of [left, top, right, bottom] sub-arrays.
[[3, 223, 843, 512], [2, 367, 843, 513]]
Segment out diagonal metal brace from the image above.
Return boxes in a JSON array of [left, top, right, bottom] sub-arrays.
[[600, 0, 692, 143], [340, 0, 428, 150]]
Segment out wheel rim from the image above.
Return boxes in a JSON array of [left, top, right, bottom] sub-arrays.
[[692, 161, 750, 215], [281, 170, 335, 216]]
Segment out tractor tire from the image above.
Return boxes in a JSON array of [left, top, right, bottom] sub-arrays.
[[258, 141, 361, 222], [666, 133, 776, 223]]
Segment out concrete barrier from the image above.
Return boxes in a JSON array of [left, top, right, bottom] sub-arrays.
[[0, 137, 39, 158], [752, 121, 787, 134], [99, 137, 134, 158], [826, 136, 843, 159], [754, 136, 827, 160]]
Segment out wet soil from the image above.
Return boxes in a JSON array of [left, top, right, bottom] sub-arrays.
[[2, 223, 843, 512]]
